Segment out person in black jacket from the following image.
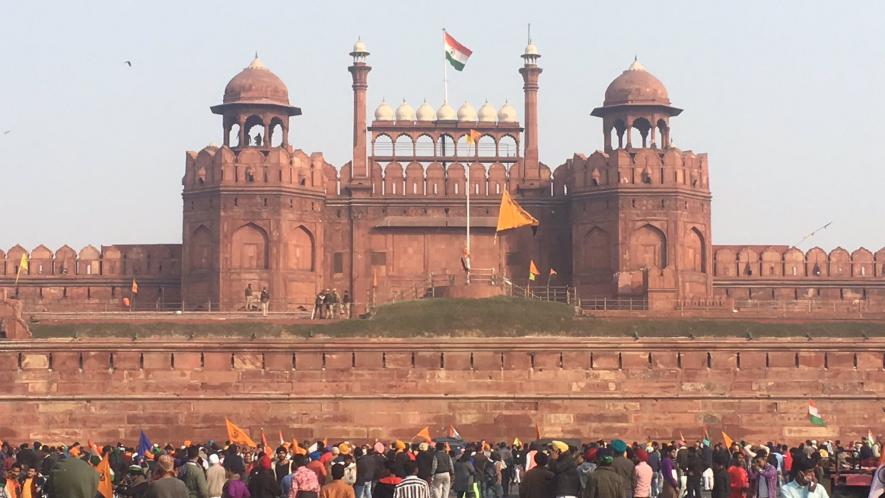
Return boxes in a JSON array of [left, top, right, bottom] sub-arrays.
[[249, 455, 283, 498], [549, 441, 581, 498], [521, 452, 554, 498], [684, 447, 705, 498], [416, 444, 434, 483], [710, 458, 729, 498]]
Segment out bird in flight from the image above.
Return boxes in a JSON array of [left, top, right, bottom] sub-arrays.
[[124, 60, 133, 67]]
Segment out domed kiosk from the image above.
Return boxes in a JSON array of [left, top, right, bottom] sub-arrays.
[[591, 58, 681, 151], [211, 56, 302, 148]]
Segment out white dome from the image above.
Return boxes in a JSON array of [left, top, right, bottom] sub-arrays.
[[353, 39, 368, 54], [477, 100, 497, 122], [374, 99, 394, 121], [395, 99, 415, 121], [437, 102, 456, 121], [457, 101, 477, 122], [524, 42, 540, 56], [416, 100, 435, 121], [498, 100, 518, 123]]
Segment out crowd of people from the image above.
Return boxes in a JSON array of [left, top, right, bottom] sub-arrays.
[[310, 289, 351, 320], [0, 435, 882, 498]]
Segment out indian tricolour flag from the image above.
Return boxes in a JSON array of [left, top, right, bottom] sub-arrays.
[[444, 31, 472, 71], [808, 400, 826, 426]]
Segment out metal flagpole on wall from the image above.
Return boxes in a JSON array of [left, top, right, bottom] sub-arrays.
[[442, 28, 448, 104]]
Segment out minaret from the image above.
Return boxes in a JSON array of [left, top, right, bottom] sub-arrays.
[[519, 31, 542, 184], [348, 38, 371, 183]]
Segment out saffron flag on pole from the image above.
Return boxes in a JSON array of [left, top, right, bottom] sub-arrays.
[[721, 431, 734, 449], [466, 129, 481, 145], [226, 417, 257, 447], [18, 253, 28, 272], [449, 425, 462, 439], [414, 426, 432, 442], [808, 400, 826, 426], [529, 260, 540, 281], [444, 31, 472, 71], [496, 190, 540, 234], [549, 268, 557, 277], [96, 453, 113, 498], [260, 428, 269, 450]]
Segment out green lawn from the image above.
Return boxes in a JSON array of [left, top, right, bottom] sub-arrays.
[[28, 297, 885, 339]]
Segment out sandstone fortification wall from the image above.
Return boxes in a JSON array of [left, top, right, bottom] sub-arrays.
[[1, 339, 882, 445]]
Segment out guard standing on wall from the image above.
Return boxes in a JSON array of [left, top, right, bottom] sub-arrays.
[[260, 287, 270, 317], [245, 284, 255, 311]]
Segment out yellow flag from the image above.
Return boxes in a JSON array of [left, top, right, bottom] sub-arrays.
[[529, 260, 540, 281], [414, 426, 432, 442], [465, 129, 481, 145], [496, 190, 539, 233], [226, 418, 256, 447], [18, 253, 29, 272], [95, 453, 113, 498], [721, 431, 734, 449]]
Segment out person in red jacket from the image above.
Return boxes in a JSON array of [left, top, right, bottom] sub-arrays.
[[727, 456, 749, 498]]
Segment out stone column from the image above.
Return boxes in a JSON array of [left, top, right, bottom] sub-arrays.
[[349, 62, 372, 179], [519, 63, 542, 180]]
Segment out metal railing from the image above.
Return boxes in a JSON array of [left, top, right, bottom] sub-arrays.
[[580, 297, 649, 311]]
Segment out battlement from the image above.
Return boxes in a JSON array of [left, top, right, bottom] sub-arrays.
[[553, 147, 710, 196]]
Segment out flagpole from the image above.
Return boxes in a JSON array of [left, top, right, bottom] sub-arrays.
[[442, 29, 448, 104]]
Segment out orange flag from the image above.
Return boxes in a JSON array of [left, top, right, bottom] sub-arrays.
[[95, 453, 113, 498], [226, 418, 256, 447], [466, 129, 481, 145], [292, 438, 307, 456], [261, 428, 269, 450], [722, 431, 734, 449], [529, 260, 540, 281], [495, 190, 539, 233], [414, 427, 432, 442]]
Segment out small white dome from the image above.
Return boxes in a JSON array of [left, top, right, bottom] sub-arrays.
[[524, 43, 540, 56], [395, 99, 415, 121], [477, 100, 497, 122], [374, 99, 394, 121], [498, 100, 518, 123], [437, 102, 456, 121], [416, 100, 435, 121], [353, 39, 368, 54], [457, 101, 477, 122]]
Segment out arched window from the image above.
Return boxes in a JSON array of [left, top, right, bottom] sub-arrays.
[[498, 136, 518, 157], [438, 135, 456, 157], [582, 227, 611, 274], [269, 118, 285, 147], [631, 117, 651, 148], [394, 135, 414, 158], [629, 224, 667, 270], [231, 223, 268, 269], [477, 135, 496, 157], [456, 135, 475, 157], [228, 123, 242, 147], [244, 115, 265, 147], [415, 135, 434, 156], [190, 226, 212, 270], [373, 134, 393, 156], [686, 228, 705, 272], [288, 226, 314, 271]]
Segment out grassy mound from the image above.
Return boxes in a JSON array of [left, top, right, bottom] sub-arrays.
[[27, 297, 885, 339]]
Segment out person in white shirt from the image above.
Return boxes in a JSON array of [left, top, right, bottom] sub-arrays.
[[778, 460, 828, 498]]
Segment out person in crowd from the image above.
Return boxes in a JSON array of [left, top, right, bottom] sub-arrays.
[[393, 460, 430, 498], [205, 454, 225, 498], [633, 448, 653, 498], [245, 284, 255, 311], [549, 441, 581, 498], [415, 443, 434, 483], [429, 442, 453, 498], [777, 458, 828, 498], [221, 467, 250, 498], [711, 456, 729, 498], [321, 464, 356, 498], [290, 454, 322, 498], [684, 447, 705, 498], [584, 447, 626, 498], [452, 452, 475, 498], [374, 462, 403, 498], [3, 465, 20, 498], [727, 456, 749, 498], [18, 466, 44, 498], [260, 287, 270, 317], [355, 446, 382, 498], [312, 292, 326, 320], [274, 446, 294, 485], [748, 453, 777, 498], [118, 465, 150, 498], [47, 455, 98, 498], [611, 440, 635, 498], [181, 445, 209, 498], [341, 290, 352, 319], [660, 446, 680, 498], [146, 454, 189, 498], [521, 451, 554, 498]]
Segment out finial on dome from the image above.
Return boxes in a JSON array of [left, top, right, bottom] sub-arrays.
[[247, 54, 267, 70], [628, 56, 646, 72]]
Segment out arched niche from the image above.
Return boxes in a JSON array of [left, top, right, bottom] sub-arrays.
[[288, 225, 314, 271], [629, 224, 667, 270], [190, 226, 213, 270], [231, 223, 268, 269]]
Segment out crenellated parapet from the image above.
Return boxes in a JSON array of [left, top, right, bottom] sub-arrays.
[[0, 244, 179, 278]]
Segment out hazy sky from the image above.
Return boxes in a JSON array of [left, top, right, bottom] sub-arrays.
[[1, 1, 883, 253]]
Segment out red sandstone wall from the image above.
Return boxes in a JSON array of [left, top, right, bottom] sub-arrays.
[[0, 340, 882, 445]]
